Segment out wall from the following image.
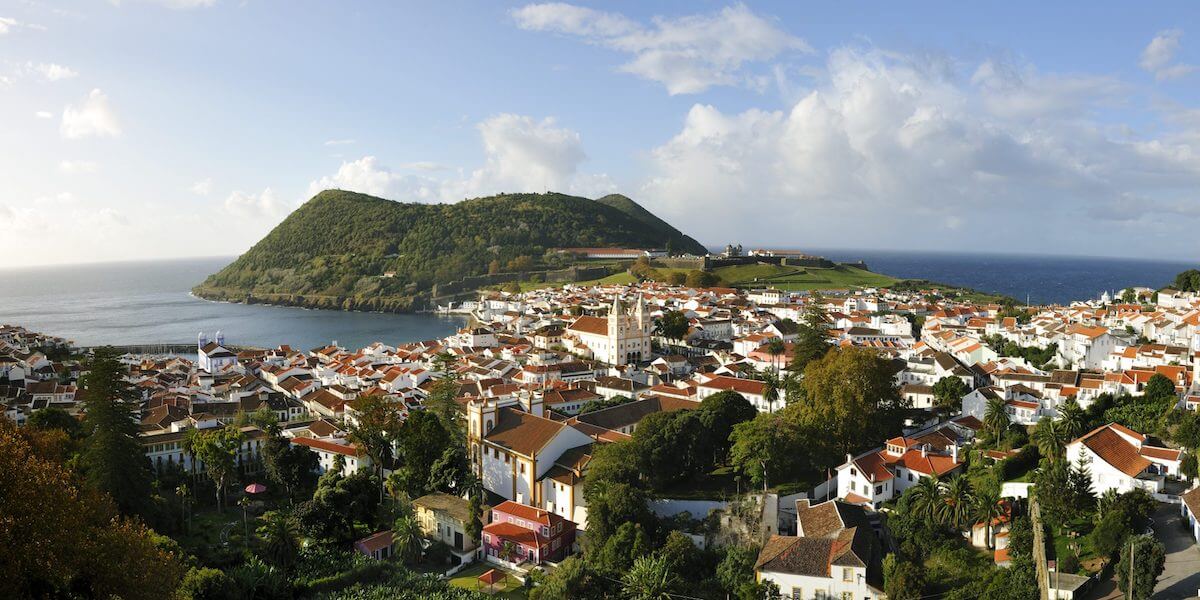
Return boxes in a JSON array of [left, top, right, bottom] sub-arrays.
[[648, 498, 729, 518]]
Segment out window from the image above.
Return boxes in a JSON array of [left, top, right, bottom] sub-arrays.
[[790, 588, 802, 600], [843, 568, 853, 582], [542, 526, 550, 536], [874, 485, 883, 495], [850, 468, 857, 476], [519, 463, 525, 474]]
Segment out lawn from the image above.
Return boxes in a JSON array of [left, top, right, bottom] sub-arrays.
[[711, 264, 899, 291], [448, 563, 527, 598]]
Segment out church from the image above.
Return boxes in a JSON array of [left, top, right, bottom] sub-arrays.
[[565, 295, 652, 366], [197, 331, 237, 374]]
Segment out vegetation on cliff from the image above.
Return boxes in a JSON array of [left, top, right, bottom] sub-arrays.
[[194, 190, 707, 310]]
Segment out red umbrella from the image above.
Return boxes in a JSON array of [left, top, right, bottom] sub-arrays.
[[244, 483, 267, 494]]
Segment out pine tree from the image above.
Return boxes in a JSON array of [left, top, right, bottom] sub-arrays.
[[80, 347, 153, 517]]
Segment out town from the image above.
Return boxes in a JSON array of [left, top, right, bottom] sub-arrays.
[[5, 270, 1200, 600]]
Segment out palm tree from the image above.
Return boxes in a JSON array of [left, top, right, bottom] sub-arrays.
[[907, 475, 944, 525], [984, 397, 1010, 444], [973, 489, 1004, 549], [623, 554, 677, 600], [392, 512, 424, 564], [761, 369, 781, 413], [256, 510, 301, 572], [765, 339, 787, 374], [941, 475, 976, 531], [1057, 399, 1085, 440], [1034, 418, 1067, 462]]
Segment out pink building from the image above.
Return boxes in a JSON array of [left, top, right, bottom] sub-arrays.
[[481, 501, 575, 566]]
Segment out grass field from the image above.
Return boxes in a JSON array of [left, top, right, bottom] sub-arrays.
[[711, 264, 898, 290], [448, 563, 527, 598], [516, 261, 899, 293]]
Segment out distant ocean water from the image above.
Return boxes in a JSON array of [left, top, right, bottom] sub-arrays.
[[1, 252, 1194, 349], [812, 249, 1196, 305], [0, 257, 467, 350]]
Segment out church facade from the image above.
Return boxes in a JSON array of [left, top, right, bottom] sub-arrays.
[[565, 296, 652, 366]]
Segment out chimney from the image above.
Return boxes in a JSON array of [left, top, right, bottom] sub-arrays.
[[921, 444, 928, 458], [951, 444, 959, 463]]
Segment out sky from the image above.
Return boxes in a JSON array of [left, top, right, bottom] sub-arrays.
[[3, 1, 1200, 266]]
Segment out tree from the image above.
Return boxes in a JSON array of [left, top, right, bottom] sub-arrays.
[[347, 394, 402, 503], [1172, 269, 1200, 292], [488, 259, 501, 275], [907, 476, 944, 525], [256, 510, 301, 572], [530, 555, 610, 600], [188, 425, 245, 511], [655, 310, 690, 347], [80, 347, 154, 517], [973, 488, 1004, 549], [393, 508, 424, 564], [729, 412, 809, 490], [667, 271, 687, 286], [794, 347, 907, 457], [177, 567, 236, 600], [883, 553, 925, 600], [1116, 535, 1166, 600], [788, 300, 831, 373], [940, 474, 975, 531], [623, 554, 677, 600], [1183, 451, 1199, 480], [697, 390, 757, 463], [1057, 398, 1086, 440], [424, 375, 463, 436], [261, 434, 318, 500], [1142, 373, 1176, 401], [984, 396, 1010, 443], [466, 491, 483, 544], [392, 410, 454, 498], [27, 407, 83, 438], [759, 369, 784, 414], [0, 421, 184, 599], [685, 269, 718, 288], [1033, 418, 1067, 462], [764, 339, 787, 373], [932, 376, 969, 418]]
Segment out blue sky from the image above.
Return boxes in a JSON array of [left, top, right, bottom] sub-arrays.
[[3, 1, 1200, 266]]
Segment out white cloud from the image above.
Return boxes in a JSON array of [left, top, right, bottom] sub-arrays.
[[61, 89, 121, 139], [0, 16, 44, 35], [1140, 29, 1196, 81], [35, 110, 53, 119], [27, 62, 77, 81], [224, 188, 288, 217], [324, 138, 356, 146], [189, 178, 212, 195], [309, 114, 610, 202], [0, 204, 11, 220], [58, 160, 98, 174], [638, 46, 1200, 251], [513, 3, 809, 94], [110, 0, 217, 9]]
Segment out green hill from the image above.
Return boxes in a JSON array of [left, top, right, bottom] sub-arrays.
[[193, 190, 707, 311], [595, 194, 705, 254]]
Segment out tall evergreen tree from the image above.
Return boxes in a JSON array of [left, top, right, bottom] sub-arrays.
[[80, 347, 153, 517]]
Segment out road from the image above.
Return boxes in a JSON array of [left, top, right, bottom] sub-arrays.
[[1152, 502, 1200, 599]]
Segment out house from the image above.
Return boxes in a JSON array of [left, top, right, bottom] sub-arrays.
[[481, 501, 575, 568], [755, 527, 884, 600], [836, 438, 964, 508], [1065, 423, 1182, 495], [1181, 486, 1200, 542], [570, 395, 699, 436], [354, 530, 395, 560], [414, 492, 479, 564], [696, 375, 770, 412], [466, 395, 594, 506], [290, 436, 370, 475]]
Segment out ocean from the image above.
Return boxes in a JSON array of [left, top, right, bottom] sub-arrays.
[[0, 252, 1194, 349], [0, 257, 467, 350], [814, 249, 1196, 305]]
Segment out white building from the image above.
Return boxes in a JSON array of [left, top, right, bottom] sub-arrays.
[[1065, 423, 1182, 495], [564, 296, 652, 366]]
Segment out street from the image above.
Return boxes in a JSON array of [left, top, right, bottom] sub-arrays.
[[1152, 502, 1200, 599]]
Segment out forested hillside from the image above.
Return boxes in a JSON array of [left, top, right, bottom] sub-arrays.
[[193, 190, 707, 311]]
